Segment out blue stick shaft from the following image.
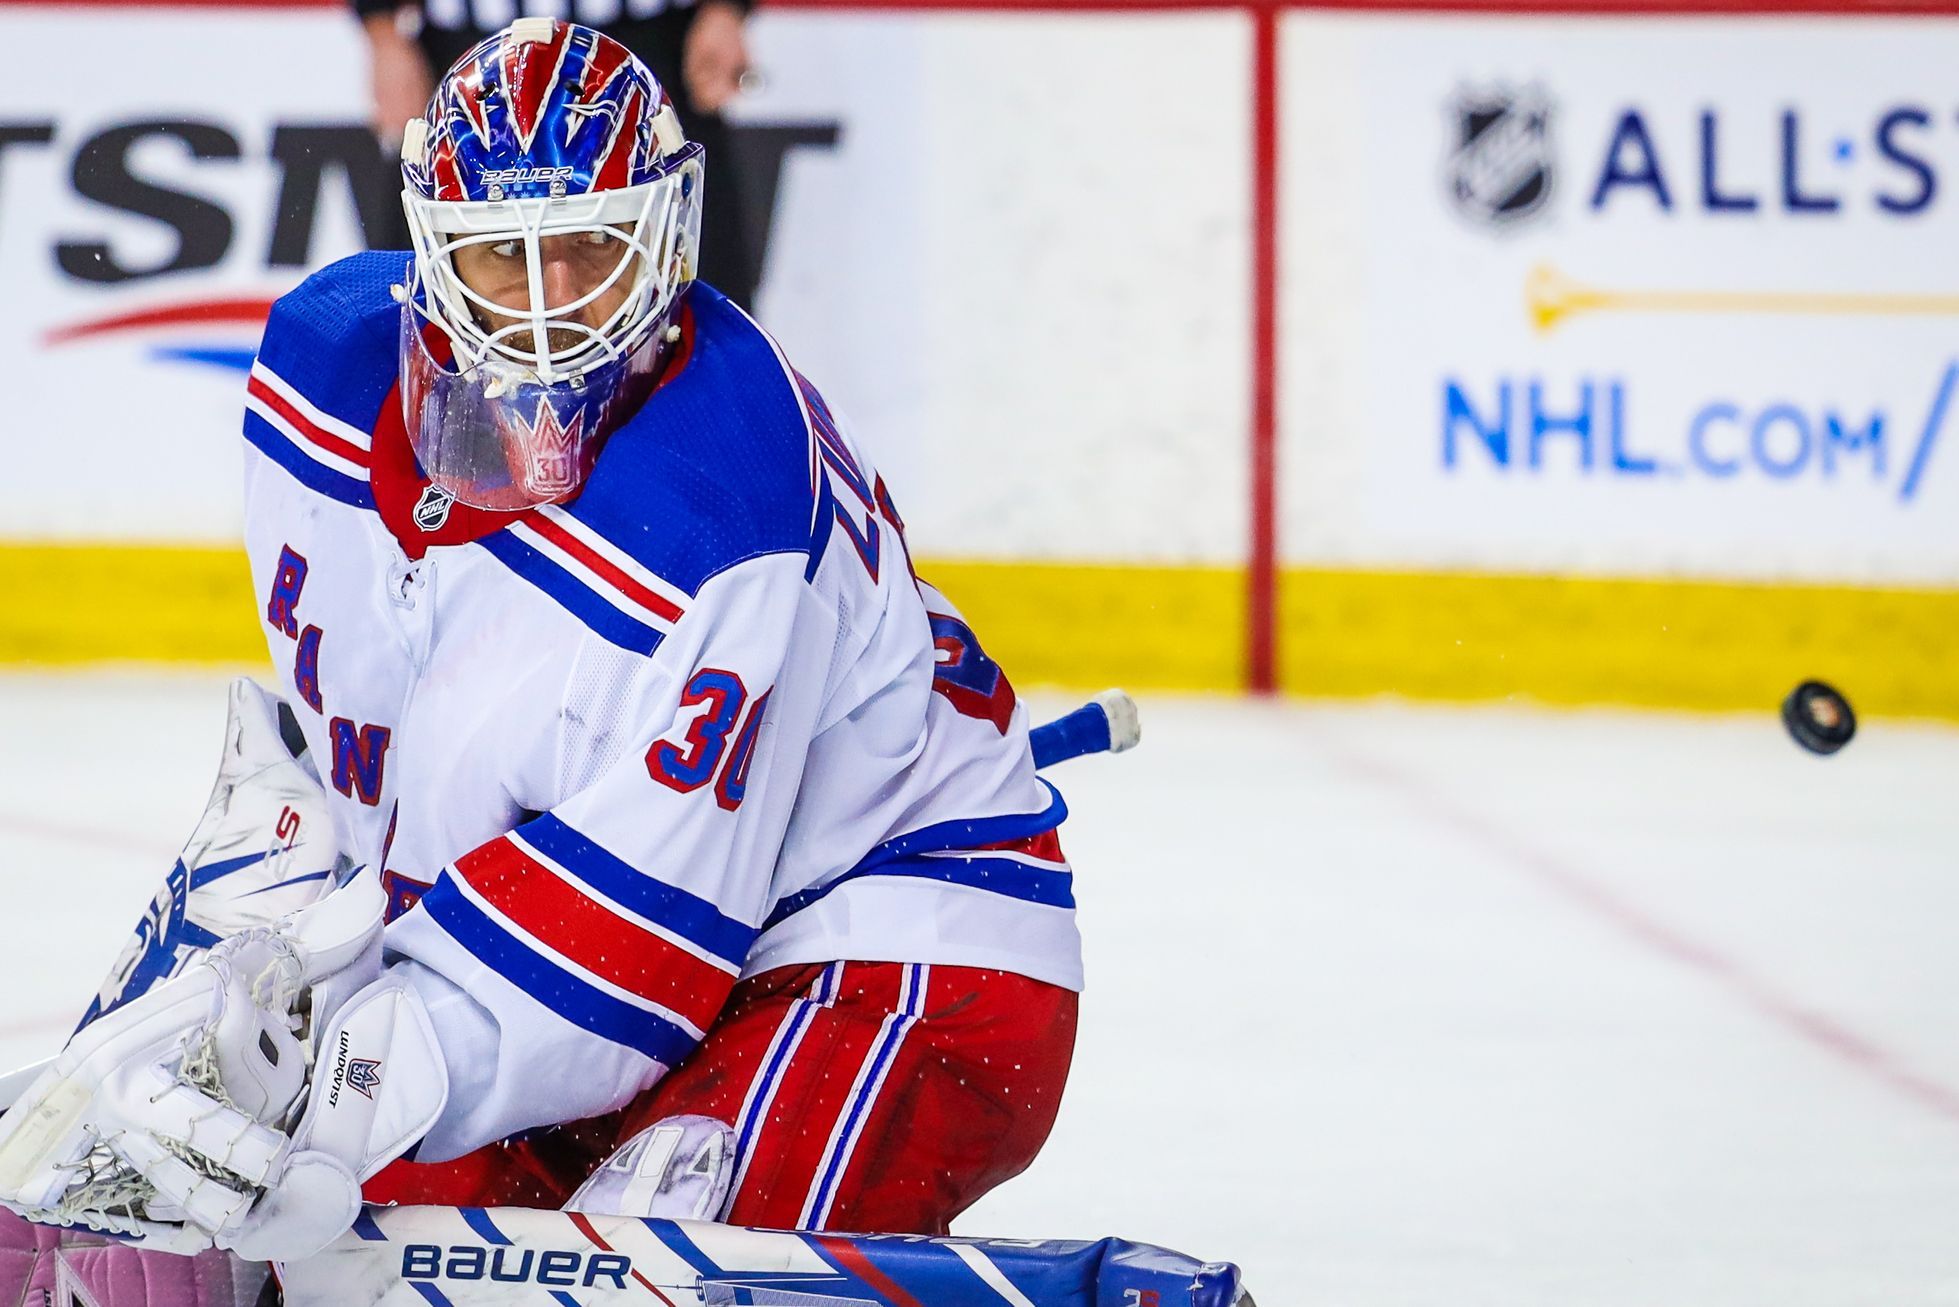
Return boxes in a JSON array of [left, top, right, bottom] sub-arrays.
[[1031, 701, 1112, 769]]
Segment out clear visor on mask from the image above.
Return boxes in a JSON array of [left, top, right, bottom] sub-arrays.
[[400, 308, 664, 511]]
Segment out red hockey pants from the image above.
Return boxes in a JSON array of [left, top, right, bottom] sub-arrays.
[[365, 961, 1078, 1235]]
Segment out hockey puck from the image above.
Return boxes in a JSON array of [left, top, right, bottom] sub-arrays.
[[1781, 680, 1856, 756]]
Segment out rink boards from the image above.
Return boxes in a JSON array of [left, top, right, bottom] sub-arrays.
[[0, 1, 1954, 713]]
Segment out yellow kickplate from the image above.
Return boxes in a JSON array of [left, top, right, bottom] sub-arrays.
[[2, 543, 1953, 720]]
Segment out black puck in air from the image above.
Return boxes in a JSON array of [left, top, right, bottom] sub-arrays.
[[1782, 680, 1856, 756]]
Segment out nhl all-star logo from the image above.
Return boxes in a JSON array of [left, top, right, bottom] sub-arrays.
[[346, 1057, 383, 1100], [1445, 85, 1554, 227]]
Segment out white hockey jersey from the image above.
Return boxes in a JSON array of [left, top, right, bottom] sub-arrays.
[[239, 254, 1079, 1160]]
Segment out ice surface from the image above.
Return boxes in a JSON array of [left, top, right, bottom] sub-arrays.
[[3, 672, 1957, 1305]]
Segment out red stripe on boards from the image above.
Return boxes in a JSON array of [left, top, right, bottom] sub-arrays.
[[41, 297, 276, 346], [1246, 0, 1279, 693]]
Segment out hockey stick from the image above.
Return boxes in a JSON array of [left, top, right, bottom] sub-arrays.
[[1030, 688, 1141, 769], [0, 692, 1143, 1114]]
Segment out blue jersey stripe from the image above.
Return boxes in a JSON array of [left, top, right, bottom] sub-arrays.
[[766, 853, 1076, 930], [866, 781, 1067, 864], [765, 783, 1070, 930], [243, 412, 375, 509], [520, 813, 758, 966], [419, 874, 701, 1066], [478, 531, 666, 657]]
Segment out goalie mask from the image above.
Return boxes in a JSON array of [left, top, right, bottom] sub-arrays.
[[397, 18, 703, 510]]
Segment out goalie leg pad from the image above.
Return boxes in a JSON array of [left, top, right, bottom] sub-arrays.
[[0, 1207, 271, 1307]]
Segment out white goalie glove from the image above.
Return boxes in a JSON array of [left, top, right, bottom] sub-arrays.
[[0, 874, 448, 1261], [0, 679, 450, 1262], [78, 677, 351, 1031]]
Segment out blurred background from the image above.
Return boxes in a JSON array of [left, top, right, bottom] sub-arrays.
[[4, 0, 1957, 707], [5, 0, 1959, 1302]]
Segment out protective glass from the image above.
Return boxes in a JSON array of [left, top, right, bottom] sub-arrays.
[[400, 308, 664, 511]]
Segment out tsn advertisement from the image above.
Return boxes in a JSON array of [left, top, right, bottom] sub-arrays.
[[0, 10, 374, 541], [1281, 11, 1959, 585]]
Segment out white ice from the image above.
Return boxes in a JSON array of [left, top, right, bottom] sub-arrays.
[[3, 672, 1958, 1305]]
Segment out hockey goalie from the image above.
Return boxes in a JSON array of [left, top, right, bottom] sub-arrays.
[[0, 21, 1244, 1305]]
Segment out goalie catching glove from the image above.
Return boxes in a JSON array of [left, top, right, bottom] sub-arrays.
[[0, 679, 451, 1261], [0, 873, 446, 1261], [78, 678, 350, 1031]]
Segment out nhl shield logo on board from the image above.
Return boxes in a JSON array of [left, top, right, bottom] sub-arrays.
[[1446, 86, 1555, 227]]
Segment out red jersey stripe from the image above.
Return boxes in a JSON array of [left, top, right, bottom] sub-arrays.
[[455, 838, 734, 1032], [526, 512, 685, 624], [247, 374, 370, 467], [972, 828, 1066, 863]]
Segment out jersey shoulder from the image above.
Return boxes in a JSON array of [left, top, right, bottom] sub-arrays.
[[566, 285, 827, 599], [252, 252, 405, 436], [244, 252, 404, 508]]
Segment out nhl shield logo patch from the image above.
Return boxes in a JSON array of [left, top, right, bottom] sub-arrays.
[[413, 485, 455, 532], [1446, 86, 1554, 227], [347, 1057, 383, 1099]]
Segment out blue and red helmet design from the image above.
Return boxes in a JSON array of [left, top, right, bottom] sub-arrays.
[[405, 19, 678, 204], [396, 18, 703, 510]]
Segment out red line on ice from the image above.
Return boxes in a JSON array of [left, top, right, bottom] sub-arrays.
[[0, 1012, 76, 1042], [1327, 738, 1959, 1129], [0, 810, 171, 859]]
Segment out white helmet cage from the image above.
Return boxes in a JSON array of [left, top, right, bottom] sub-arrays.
[[401, 140, 705, 389]]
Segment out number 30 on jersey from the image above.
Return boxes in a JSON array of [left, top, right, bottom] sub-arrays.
[[645, 669, 772, 812]]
